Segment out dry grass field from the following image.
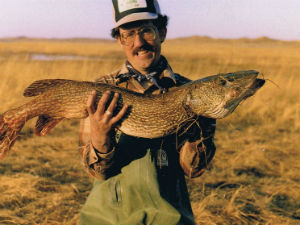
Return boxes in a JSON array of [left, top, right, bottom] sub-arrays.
[[0, 37, 299, 225]]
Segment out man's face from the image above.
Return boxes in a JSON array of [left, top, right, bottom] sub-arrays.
[[117, 21, 166, 74]]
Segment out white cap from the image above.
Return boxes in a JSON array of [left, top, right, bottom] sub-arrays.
[[112, 0, 161, 28]]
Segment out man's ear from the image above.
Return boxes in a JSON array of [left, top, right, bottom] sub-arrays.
[[116, 36, 122, 46], [159, 28, 167, 43]]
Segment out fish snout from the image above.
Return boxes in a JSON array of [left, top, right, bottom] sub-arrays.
[[250, 78, 265, 89]]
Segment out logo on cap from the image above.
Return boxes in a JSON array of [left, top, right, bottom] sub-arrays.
[[112, 0, 161, 28], [118, 0, 147, 13]]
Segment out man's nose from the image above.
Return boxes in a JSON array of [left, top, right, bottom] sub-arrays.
[[133, 32, 146, 47]]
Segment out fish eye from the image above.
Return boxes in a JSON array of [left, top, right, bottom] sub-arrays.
[[220, 79, 227, 86]]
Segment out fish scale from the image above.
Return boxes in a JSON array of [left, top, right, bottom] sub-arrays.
[[0, 70, 265, 159]]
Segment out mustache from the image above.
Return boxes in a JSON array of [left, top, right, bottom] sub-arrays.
[[133, 44, 155, 54]]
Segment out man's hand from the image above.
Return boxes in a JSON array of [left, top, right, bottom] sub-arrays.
[[86, 90, 128, 153]]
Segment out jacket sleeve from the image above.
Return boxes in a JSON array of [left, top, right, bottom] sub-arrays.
[[78, 74, 119, 180], [179, 117, 216, 178]]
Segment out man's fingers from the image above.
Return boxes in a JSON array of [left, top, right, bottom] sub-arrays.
[[105, 93, 119, 116], [110, 104, 128, 125], [89, 91, 125, 124], [86, 90, 97, 115], [96, 91, 111, 115]]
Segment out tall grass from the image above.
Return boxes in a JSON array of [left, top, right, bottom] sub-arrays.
[[0, 37, 299, 225]]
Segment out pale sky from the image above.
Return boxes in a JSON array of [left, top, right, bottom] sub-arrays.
[[0, 0, 299, 40]]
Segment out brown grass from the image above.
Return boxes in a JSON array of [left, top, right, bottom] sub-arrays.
[[0, 37, 299, 225]]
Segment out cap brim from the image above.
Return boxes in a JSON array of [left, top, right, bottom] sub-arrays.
[[114, 12, 158, 28]]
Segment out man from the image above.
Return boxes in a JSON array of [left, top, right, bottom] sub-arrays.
[[79, 1, 216, 224]]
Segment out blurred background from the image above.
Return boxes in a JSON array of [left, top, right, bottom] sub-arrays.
[[0, 0, 299, 40]]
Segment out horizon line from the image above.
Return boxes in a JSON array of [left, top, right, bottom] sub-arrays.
[[0, 35, 299, 42]]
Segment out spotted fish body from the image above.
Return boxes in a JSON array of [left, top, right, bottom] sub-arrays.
[[0, 70, 264, 159]]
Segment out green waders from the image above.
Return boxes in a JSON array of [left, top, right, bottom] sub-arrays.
[[80, 133, 195, 225]]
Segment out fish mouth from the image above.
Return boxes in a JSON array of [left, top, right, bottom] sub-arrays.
[[250, 78, 265, 89], [245, 78, 265, 97], [224, 77, 265, 110]]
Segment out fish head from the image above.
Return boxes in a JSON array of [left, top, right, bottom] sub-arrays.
[[187, 70, 265, 119]]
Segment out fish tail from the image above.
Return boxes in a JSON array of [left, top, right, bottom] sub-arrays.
[[0, 109, 26, 159]]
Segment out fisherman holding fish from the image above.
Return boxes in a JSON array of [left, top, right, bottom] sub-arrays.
[[0, 0, 265, 223], [79, 1, 216, 224]]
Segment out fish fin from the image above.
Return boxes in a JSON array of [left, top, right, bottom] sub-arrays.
[[0, 112, 25, 159], [35, 115, 63, 136], [24, 79, 70, 97]]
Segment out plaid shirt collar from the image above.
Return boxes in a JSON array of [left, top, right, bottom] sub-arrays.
[[116, 56, 177, 93]]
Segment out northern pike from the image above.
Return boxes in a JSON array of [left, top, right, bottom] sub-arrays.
[[0, 70, 265, 159]]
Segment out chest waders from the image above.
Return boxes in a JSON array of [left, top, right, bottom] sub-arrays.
[[80, 133, 195, 225]]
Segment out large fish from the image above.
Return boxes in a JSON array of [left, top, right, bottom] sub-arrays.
[[0, 70, 264, 159]]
